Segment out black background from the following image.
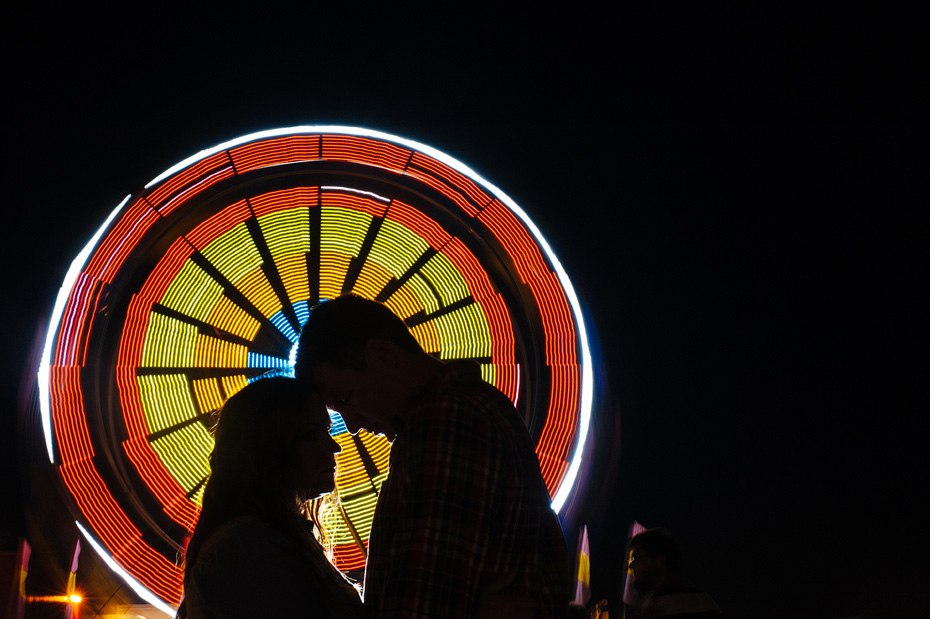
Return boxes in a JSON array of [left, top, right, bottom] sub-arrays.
[[3, 5, 928, 618]]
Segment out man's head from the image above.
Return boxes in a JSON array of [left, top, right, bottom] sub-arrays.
[[294, 295, 433, 435], [627, 528, 680, 593], [295, 295, 424, 373]]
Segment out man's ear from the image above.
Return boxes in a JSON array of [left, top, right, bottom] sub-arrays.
[[364, 338, 398, 370]]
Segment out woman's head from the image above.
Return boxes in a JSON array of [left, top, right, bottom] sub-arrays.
[[179, 377, 350, 618], [208, 376, 341, 513]]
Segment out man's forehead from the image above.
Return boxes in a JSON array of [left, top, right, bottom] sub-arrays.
[[629, 545, 649, 557], [312, 362, 356, 391], [312, 363, 338, 386]]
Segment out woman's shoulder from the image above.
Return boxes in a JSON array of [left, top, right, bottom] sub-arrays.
[[196, 515, 299, 570], [201, 514, 278, 542], [186, 516, 330, 618]]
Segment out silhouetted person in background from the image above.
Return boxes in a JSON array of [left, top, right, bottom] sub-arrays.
[[295, 294, 571, 618], [569, 601, 590, 619], [178, 377, 362, 619], [625, 528, 722, 619]]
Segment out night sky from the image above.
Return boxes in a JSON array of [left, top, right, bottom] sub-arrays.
[[3, 6, 928, 618]]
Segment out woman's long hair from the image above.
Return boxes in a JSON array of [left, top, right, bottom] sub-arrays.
[[177, 376, 357, 618]]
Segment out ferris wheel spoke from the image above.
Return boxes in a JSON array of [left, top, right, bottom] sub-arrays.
[[343, 216, 385, 295], [242, 214, 302, 334], [135, 367, 266, 380], [305, 199, 322, 305], [151, 303, 253, 347], [186, 252, 293, 351], [185, 475, 209, 501], [376, 247, 439, 303], [405, 295, 476, 328], [350, 433, 382, 488], [146, 410, 218, 442]]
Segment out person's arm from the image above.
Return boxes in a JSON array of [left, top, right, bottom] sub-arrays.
[[186, 519, 339, 619], [476, 572, 535, 619]]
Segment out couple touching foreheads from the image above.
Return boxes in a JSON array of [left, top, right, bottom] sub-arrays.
[[178, 295, 571, 619]]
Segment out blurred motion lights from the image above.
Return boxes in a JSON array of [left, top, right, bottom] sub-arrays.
[[37, 126, 593, 612]]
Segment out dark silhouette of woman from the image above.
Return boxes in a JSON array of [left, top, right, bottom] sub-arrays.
[[177, 376, 362, 619]]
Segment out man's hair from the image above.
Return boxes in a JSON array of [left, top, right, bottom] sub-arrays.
[[294, 294, 424, 379], [628, 528, 681, 572]]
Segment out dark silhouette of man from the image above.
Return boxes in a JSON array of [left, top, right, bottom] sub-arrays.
[[294, 294, 570, 619], [626, 528, 722, 619]]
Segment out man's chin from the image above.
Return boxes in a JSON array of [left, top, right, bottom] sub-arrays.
[[364, 428, 392, 439], [375, 424, 398, 439], [356, 419, 394, 438], [631, 581, 651, 593]]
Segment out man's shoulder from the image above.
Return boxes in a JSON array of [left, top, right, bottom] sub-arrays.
[[648, 585, 723, 618], [406, 360, 528, 442], [430, 360, 512, 404]]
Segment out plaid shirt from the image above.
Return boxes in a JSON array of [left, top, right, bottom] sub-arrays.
[[363, 360, 570, 618]]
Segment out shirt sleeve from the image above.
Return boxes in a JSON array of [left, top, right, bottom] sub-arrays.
[[376, 392, 504, 619]]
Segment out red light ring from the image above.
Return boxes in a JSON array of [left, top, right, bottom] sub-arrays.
[[40, 128, 592, 612]]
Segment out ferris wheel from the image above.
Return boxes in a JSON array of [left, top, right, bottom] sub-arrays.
[[37, 126, 593, 614]]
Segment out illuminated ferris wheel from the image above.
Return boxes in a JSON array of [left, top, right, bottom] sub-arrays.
[[37, 126, 593, 614]]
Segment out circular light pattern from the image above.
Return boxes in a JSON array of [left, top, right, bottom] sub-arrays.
[[38, 126, 593, 613]]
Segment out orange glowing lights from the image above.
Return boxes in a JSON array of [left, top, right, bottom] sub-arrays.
[[39, 127, 592, 612]]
